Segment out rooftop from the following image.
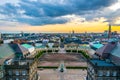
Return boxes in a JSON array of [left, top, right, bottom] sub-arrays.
[[111, 42, 120, 58], [96, 42, 117, 57], [90, 41, 104, 49], [21, 44, 33, 49], [4, 58, 34, 66], [91, 44, 104, 49], [90, 59, 115, 67], [0, 44, 15, 59]]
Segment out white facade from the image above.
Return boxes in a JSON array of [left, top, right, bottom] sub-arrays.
[[3, 39, 14, 43], [28, 47, 35, 54]]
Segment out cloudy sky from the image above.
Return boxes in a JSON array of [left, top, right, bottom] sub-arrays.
[[0, 0, 120, 33]]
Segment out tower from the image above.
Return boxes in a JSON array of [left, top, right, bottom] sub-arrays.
[[108, 24, 111, 39], [72, 30, 74, 35]]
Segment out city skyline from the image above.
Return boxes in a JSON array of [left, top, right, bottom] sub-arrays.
[[0, 0, 120, 33]]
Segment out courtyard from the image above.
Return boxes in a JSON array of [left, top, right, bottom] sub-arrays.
[[38, 69, 87, 80], [38, 53, 87, 67]]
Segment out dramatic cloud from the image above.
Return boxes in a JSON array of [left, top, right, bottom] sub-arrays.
[[0, 0, 119, 26]]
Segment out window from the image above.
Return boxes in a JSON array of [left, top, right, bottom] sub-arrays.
[[8, 70, 12, 75], [97, 78, 103, 80], [22, 70, 27, 75], [106, 71, 110, 76], [16, 78, 19, 80], [15, 70, 19, 75], [113, 71, 117, 76], [9, 78, 12, 80], [98, 70, 103, 76], [0, 71, 3, 78]]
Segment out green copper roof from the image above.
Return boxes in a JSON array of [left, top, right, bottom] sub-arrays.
[[35, 46, 46, 48], [21, 44, 33, 49], [92, 44, 104, 49], [0, 44, 15, 58]]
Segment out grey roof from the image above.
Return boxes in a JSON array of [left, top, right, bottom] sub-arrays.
[[111, 43, 120, 58], [90, 59, 115, 67], [9, 43, 29, 55], [96, 42, 117, 58], [0, 58, 6, 65], [0, 43, 29, 59], [0, 44, 15, 59]]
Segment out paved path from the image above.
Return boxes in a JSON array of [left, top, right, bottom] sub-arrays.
[[38, 69, 87, 80], [58, 48, 66, 53]]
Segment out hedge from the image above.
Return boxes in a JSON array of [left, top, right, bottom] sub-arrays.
[[38, 66, 57, 69], [72, 50, 77, 52], [37, 66, 87, 69], [55, 50, 59, 52], [35, 51, 44, 59], [66, 66, 87, 69], [78, 50, 90, 59], [47, 50, 52, 52], [66, 50, 71, 52]]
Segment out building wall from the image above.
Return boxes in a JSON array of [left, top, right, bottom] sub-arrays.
[[87, 63, 120, 80], [4, 59, 38, 80], [0, 65, 4, 80]]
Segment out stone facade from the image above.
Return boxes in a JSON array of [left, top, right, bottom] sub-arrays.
[[87, 60, 120, 80], [4, 58, 38, 80]]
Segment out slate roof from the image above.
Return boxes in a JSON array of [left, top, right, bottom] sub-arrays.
[[0, 43, 29, 59], [110, 43, 120, 65], [111, 43, 120, 58], [96, 42, 117, 58], [90, 59, 115, 67], [0, 44, 15, 59], [64, 38, 82, 44], [9, 43, 29, 55]]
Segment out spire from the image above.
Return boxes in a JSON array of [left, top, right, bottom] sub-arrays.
[[108, 24, 111, 39]]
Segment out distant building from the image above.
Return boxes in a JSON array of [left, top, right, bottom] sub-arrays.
[[103, 30, 108, 38], [72, 30, 75, 35], [89, 41, 104, 50], [3, 39, 14, 44], [21, 44, 36, 56], [64, 37, 82, 44]]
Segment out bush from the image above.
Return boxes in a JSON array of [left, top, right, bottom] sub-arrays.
[[55, 50, 58, 52], [66, 50, 71, 52], [66, 66, 87, 69], [43, 50, 46, 53], [47, 50, 52, 52], [38, 66, 57, 69], [72, 50, 77, 52]]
